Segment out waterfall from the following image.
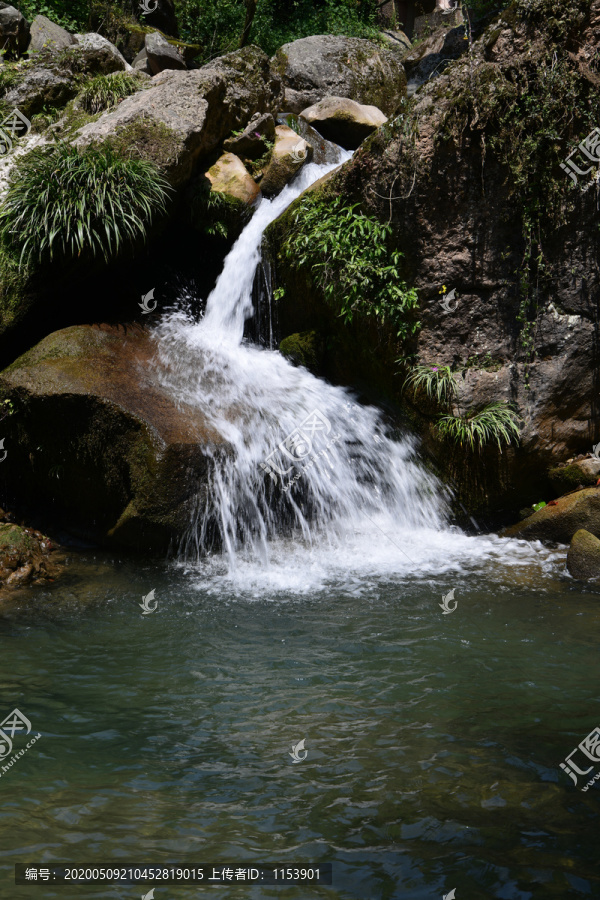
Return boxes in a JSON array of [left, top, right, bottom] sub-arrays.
[[153, 151, 460, 580]]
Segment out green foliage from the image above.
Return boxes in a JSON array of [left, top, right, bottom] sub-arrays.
[[0, 143, 171, 266], [532, 500, 546, 511], [281, 194, 419, 339], [11, 0, 90, 33], [436, 402, 522, 451], [76, 72, 144, 114], [175, 0, 380, 61], [404, 364, 458, 406], [188, 178, 252, 240]]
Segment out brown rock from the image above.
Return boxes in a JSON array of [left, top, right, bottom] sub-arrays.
[[260, 124, 313, 198], [206, 151, 260, 205], [300, 96, 387, 150]]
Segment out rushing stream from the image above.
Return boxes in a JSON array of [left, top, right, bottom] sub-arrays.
[[1, 151, 599, 899]]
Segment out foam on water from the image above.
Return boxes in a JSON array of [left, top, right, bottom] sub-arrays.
[[152, 150, 557, 591]]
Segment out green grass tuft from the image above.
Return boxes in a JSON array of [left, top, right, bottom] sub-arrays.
[[435, 402, 522, 451], [76, 72, 145, 115]]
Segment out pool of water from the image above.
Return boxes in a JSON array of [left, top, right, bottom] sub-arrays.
[[1, 535, 599, 899]]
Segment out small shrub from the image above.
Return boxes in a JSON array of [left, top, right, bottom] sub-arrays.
[[76, 72, 144, 114], [0, 143, 172, 265]]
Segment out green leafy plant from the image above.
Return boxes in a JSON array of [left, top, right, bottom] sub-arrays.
[[532, 500, 547, 511], [403, 365, 458, 406], [436, 401, 522, 451], [282, 194, 419, 339], [0, 143, 172, 265], [76, 72, 144, 114]]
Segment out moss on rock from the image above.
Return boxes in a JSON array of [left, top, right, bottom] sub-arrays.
[[279, 331, 324, 373]]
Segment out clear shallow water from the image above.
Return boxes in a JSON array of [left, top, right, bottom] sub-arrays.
[[1, 547, 599, 900]]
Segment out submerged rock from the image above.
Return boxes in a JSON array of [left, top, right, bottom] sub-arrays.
[[300, 96, 387, 150], [271, 34, 406, 115], [0, 324, 230, 552], [502, 488, 600, 545], [29, 14, 77, 54], [567, 528, 600, 581], [74, 45, 282, 187], [259, 123, 312, 198]]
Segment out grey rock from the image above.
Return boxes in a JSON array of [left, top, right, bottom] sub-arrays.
[[260, 123, 312, 198], [29, 14, 77, 54], [4, 66, 76, 116], [0, 4, 29, 59], [271, 34, 406, 116], [73, 32, 129, 74], [75, 45, 283, 188], [133, 47, 153, 76], [145, 31, 186, 75]]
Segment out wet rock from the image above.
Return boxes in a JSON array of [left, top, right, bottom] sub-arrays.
[[29, 15, 77, 54], [145, 31, 186, 74], [279, 331, 324, 374], [0, 324, 231, 552], [567, 528, 600, 580], [502, 488, 600, 545], [0, 4, 29, 59], [271, 34, 406, 115], [0, 522, 62, 588], [259, 124, 312, 198], [300, 96, 387, 150], [74, 45, 283, 188], [223, 112, 276, 159]]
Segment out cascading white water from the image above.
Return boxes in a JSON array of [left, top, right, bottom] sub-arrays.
[[152, 150, 550, 588]]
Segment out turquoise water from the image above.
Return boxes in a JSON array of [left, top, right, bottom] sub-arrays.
[[1, 543, 599, 899]]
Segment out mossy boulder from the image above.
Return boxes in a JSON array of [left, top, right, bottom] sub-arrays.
[[300, 96, 387, 150], [271, 35, 406, 116], [0, 324, 231, 552], [0, 521, 62, 588], [502, 488, 600, 545], [187, 151, 258, 240], [567, 528, 600, 581], [279, 331, 324, 374], [548, 457, 600, 494], [74, 45, 283, 187]]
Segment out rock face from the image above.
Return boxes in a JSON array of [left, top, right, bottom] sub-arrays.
[[502, 489, 600, 545], [300, 96, 387, 150], [0, 521, 62, 589], [0, 4, 29, 59], [403, 23, 469, 93], [206, 151, 260, 205], [0, 325, 230, 552], [145, 31, 186, 74], [29, 14, 77, 54], [75, 46, 283, 188], [567, 528, 600, 581], [223, 111, 276, 159], [260, 124, 312, 198], [271, 35, 406, 115]]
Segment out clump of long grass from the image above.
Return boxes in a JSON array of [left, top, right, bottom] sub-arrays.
[[0, 143, 172, 265], [76, 72, 144, 114], [436, 402, 522, 451]]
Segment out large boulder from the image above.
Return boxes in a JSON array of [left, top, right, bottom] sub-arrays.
[[223, 111, 276, 159], [29, 14, 77, 54], [260, 124, 312, 198], [73, 32, 130, 74], [145, 31, 186, 74], [3, 66, 77, 117], [0, 4, 29, 59], [0, 325, 230, 552], [271, 35, 406, 115], [300, 96, 387, 150], [502, 489, 600, 545], [566, 528, 600, 581], [74, 45, 283, 188]]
